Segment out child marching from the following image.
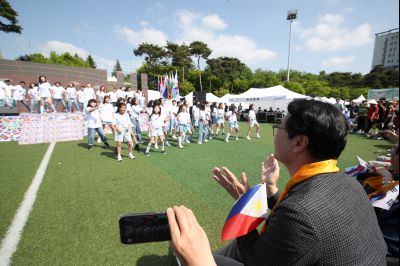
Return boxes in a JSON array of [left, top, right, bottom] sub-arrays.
[[145, 104, 166, 156], [246, 104, 261, 140], [225, 106, 239, 142], [114, 102, 135, 161]]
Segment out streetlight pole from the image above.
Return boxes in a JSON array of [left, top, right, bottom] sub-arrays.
[[286, 9, 297, 82]]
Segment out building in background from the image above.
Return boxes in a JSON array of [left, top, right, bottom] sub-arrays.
[[371, 28, 399, 70]]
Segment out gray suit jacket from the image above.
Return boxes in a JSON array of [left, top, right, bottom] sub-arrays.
[[237, 172, 387, 265]]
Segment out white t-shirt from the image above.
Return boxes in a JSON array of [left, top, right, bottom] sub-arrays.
[[226, 111, 238, 123], [4, 84, 13, 97], [109, 91, 117, 102], [52, 86, 65, 99], [38, 82, 51, 98], [84, 87, 95, 101], [116, 89, 126, 99], [131, 105, 143, 119], [199, 110, 206, 121], [217, 109, 225, 119], [0, 81, 8, 99], [170, 105, 179, 118], [77, 90, 85, 103], [96, 90, 106, 103], [146, 107, 153, 115], [85, 107, 102, 128], [66, 87, 77, 99], [114, 112, 132, 129], [28, 86, 40, 101], [160, 105, 169, 121], [99, 103, 115, 123], [177, 112, 191, 124], [205, 106, 211, 121], [12, 85, 26, 101], [150, 114, 164, 130], [126, 91, 134, 98], [249, 110, 257, 120], [192, 106, 199, 119]]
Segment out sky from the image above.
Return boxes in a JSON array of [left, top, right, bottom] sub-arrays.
[[1, 0, 399, 76]]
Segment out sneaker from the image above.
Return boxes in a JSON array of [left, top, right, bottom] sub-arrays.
[[256, 133, 260, 139], [117, 154, 122, 162], [179, 144, 184, 149], [186, 140, 191, 144], [209, 136, 212, 140], [145, 151, 150, 157], [104, 142, 110, 148], [172, 135, 177, 140], [88, 145, 93, 150], [235, 137, 239, 141], [155, 144, 158, 150], [165, 141, 172, 147], [139, 140, 145, 144], [246, 136, 251, 140], [128, 153, 135, 159], [97, 137, 102, 143], [204, 139, 208, 143], [134, 144, 140, 151], [161, 150, 166, 155], [225, 139, 229, 143], [198, 142, 202, 145]]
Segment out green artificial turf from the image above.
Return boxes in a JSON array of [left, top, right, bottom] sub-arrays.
[[0, 122, 393, 265], [0, 142, 49, 240]]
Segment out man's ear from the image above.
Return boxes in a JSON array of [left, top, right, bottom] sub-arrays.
[[292, 135, 309, 153]]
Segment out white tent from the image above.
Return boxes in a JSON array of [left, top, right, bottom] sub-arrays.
[[353, 95, 366, 103], [206, 93, 221, 103], [107, 76, 117, 82], [229, 85, 310, 111]]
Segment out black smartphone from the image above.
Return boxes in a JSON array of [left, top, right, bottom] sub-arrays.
[[119, 212, 171, 244]]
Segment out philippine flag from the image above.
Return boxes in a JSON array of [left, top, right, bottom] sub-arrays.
[[221, 184, 268, 241]]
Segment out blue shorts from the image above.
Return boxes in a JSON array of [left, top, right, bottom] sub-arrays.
[[186, 124, 192, 132], [116, 129, 132, 142], [229, 121, 239, 129], [211, 116, 217, 124], [177, 123, 187, 133], [216, 117, 224, 124]]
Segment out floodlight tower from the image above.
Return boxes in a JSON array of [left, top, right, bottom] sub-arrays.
[[286, 9, 297, 82]]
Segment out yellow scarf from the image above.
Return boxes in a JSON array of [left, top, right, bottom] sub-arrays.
[[260, 159, 339, 234]]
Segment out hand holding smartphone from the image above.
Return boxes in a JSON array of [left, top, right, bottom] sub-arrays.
[[119, 212, 171, 244]]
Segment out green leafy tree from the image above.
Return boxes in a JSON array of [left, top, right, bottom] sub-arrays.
[[134, 43, 167, 82], [86, 55, 96, 69], [165, 41, 193, 80], [0, 0, 22, 33], [112, 60, 122, 77], [189, 41, 212, 92], [282, 81, 305, 95], [179, 80, 195, 95], [214, 87, 230, 97]]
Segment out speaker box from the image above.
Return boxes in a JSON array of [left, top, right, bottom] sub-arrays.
[[0, 106, 20, 116], [193, 91, 206, 104]]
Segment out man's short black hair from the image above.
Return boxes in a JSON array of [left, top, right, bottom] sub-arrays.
[[285, 99, 349, 161]]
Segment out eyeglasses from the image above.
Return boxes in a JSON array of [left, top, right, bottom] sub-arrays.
[[272, 124, 286, 136]]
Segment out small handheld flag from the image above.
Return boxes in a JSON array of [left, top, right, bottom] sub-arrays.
[[345, 156, 370, 176], [221, 183, 268, 241]]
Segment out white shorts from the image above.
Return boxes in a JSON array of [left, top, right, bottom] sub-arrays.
[[151, 127, 164, 137], [249, 119, 259, 127], [229, 121, 239, 129], [116, 129, 132, 143]]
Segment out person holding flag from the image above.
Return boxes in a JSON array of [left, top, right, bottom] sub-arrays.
[[166, 99, 387, 266]]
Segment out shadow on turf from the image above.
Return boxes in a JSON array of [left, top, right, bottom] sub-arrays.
[[374, 144, 394, 150], [136, 255, 176, 265]]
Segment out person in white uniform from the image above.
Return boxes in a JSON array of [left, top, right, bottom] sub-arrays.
[[114, 102, 135, 162], [38, 75, 56, 113], [246, 104, 261, 140], [225, 106, 240, 142], [52, 82, 67, 112], [12, 81, 31, 112], [66, 82, 80, 112], [145, 104, 166, 156]]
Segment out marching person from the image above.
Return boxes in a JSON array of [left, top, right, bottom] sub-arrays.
[[246, 104, 260, 140], [225, 106, 239, 142]]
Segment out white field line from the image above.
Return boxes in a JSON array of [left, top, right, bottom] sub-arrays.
[[0, 142, 56, 266]]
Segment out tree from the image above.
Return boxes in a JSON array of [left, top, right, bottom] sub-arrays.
[[0, 0, 22, 34], [86, 55, 96, 69], [134, 43, 167, 81], [112, 60, 122, 77], [16, 51, 92, 67], [165, 42, 193, 80], [179, 80, 195, 96], [189, 41, 212, 92]]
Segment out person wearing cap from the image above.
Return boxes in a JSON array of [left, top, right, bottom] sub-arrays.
[[367, 99, 380, 133]]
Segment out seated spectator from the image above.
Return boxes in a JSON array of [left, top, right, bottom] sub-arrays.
[[366, 123, 382, 139], [167, 99, 387, 266]]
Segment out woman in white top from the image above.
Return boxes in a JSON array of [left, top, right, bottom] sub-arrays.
[[76, 86, 86, 112], [38, 75, 56, 113], [52, 82, 67, 112], [130, 97, 144, 142], [28, 83, 40, 113], [176, 104, 192, 149], [85, 99, 109, 150], [113, 102, 135, 162], [215, 103, 225, 135], [197, 103, 208, 144], [145, 104, 166, 156], [66, 82, 79, 112], [96, 85, 107, 104], [83, 83, 96, 108], [12, 81, 31, 113], [246, 104, 260, 140], [225, 106, 239, 142]]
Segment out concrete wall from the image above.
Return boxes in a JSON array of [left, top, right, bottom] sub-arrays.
[[0, 59, 107, 87]]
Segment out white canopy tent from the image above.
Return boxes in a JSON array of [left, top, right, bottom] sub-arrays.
[[353, 95, 366, 103], [206, 93, 221, 103], [229, 85, 310, 111], [148, 90, 161, 101]]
